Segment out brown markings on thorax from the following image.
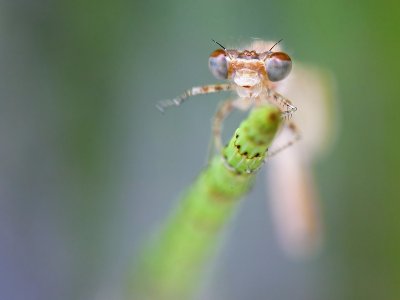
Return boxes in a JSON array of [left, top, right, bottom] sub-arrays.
[[227, 60, 267, 79], [237, 50, 259, 59]]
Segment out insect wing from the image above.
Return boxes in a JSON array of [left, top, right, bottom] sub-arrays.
[[266, 63, 337, 258]]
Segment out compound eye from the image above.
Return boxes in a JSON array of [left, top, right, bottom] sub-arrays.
[[208, 49, 228, 79], [265, 52, 292, 82]]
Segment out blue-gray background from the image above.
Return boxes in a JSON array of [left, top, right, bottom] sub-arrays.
[[1, 1, 399, 299]]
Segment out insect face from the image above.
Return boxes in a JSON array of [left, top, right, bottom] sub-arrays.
[[208, 46, 292, 98]]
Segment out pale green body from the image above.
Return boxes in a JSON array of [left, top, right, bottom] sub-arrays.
[[132, 105, 281, 300]]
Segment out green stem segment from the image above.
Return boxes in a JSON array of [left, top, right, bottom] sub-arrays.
[[132, 105, 281, 300]]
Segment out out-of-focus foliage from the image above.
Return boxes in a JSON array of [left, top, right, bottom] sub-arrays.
[[1, 1, 399, 300]]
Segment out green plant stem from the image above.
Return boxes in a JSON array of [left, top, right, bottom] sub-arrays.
[[132, 105, 281, 300]]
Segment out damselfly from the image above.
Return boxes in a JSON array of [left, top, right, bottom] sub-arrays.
[[157, 39, 335, 257], [157, 39, 300, 159]]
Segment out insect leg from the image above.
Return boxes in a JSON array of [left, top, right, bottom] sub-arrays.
[[266, 87, 298, 119], [212, 100, 235, 155], [267, 121, 301, 158], [156, 83, 233, 113], [211, 98, 252, 155]]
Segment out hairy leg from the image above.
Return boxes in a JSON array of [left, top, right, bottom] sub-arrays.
[[210, 98, 252, 156], [266, 87, 298, 119], [156, 83, 233, 113]]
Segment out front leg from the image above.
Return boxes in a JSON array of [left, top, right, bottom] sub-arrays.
[[156, 83, 233, 113], [266, 87, 298, 119]]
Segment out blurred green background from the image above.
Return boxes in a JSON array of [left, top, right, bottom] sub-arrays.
[[1, 0, 399, 299]]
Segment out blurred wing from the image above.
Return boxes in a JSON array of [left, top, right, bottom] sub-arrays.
[[266, 64, 338, 258], [267, 136, 322, 258]]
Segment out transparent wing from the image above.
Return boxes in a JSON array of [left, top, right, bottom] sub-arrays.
[[266, 63, 338, 258]]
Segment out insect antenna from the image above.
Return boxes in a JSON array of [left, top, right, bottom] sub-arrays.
[[269, 39, 283, 51], [211, 39, 233, 59], [211, 39, 227, 50]]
